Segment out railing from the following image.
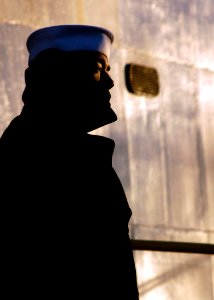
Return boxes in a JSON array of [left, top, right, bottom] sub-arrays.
[[131, 240, 214, 254]]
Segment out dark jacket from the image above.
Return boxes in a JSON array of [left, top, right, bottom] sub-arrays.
[[1, 110, 139, 299]]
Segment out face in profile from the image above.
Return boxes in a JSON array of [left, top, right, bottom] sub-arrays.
[[56, 51, 118, 131], [60, 51, 113, 102], [25, 49, 117, 132]]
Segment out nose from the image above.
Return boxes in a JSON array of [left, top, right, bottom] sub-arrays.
[[108, 77, 114, 89], [102, 72, 114, 90]]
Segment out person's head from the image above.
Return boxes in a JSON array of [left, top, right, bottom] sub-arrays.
[[23, 25, 117, 132]]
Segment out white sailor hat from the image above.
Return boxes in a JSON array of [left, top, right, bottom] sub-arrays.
[[26, 24, 114, 63]]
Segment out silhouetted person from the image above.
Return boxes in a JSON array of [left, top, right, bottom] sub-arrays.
[[1, 25, 139, 299]]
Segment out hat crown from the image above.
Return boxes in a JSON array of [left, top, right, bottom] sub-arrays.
[[27, 24, 114, 63]]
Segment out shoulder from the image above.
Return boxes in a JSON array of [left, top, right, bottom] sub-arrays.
[[0, 115, 25, 146]]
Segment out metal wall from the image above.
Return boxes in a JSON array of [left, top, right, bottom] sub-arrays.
[[0, 0, 213, 299]]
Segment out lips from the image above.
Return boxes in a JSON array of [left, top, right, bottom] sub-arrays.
[[81, 86, 112, 108], [99, 90, 111, 103]]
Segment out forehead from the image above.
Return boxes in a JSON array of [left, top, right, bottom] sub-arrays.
[[70, 51, 110, 67], [30, 49, 111, 70], [61, 51, 109, 65]]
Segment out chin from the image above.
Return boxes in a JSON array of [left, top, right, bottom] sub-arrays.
[[85, 108, 118, 132]]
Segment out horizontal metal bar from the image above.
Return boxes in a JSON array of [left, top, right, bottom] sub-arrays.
[[131, 239, 214, 254]]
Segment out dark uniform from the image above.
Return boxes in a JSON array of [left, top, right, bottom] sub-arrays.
[[1, 114, 139, 299]]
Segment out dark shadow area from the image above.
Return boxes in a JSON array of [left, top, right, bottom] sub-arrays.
[[0, 26, 139, 299]]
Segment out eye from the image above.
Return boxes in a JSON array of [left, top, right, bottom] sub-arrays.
[[94, 62, 103, 73]]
